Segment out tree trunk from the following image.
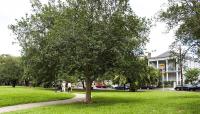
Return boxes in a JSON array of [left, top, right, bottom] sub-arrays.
[[129, 83, 137, 92], [12, 80, 16, 88], [25, 80, 29, 86], [85, 77, 92, 103], [123, 84, 126, 91]]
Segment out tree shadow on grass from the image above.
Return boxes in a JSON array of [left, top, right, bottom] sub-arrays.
[[166, 94, 200, 99], [73, 89, 147, 93], [159, 94, 200, 114], [68, 94, 145, 109], [175, 101, 200, 114]]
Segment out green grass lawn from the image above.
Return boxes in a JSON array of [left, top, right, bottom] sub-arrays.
[[0, 86, 74, 107], [6, 90, 200, 114]]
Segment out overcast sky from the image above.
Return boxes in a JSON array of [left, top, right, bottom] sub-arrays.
[[0, 0, 175, 57]]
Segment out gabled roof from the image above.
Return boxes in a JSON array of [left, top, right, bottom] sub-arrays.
[[149, 51, 173, 59], [155, 51, 171, 58], [149, 51, 197, 61]]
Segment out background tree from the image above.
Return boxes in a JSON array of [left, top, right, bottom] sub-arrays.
[[159, 0, 200, 57], [118, 57, 155, 91], [126, 58, 161, 91], [106, 57, 157, 92], [10, 0, 150, 103], [113, 74, 127, 86], [185, 68, 200, 84], [159, 0, 200, 87], [142, 66, 161, 86], [169, 42, 187, 87], [0, 55, 23, 87], [124, 57, 148, 91]]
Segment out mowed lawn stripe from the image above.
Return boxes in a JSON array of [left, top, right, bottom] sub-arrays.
[[0, 86, 74, 107], [6, 90, 200, 114]]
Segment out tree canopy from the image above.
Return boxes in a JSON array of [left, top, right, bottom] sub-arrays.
[[0, 55, 23, 87], [159, 0, 200, 56], [185, 68, 200, 84]]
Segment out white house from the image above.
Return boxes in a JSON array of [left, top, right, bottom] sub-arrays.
[[148, 51, 200, 85]]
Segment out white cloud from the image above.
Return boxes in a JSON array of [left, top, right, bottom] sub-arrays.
[[130, 0, 175, 57], [0, 0, 32, 56], [0, 0, 48, 56]]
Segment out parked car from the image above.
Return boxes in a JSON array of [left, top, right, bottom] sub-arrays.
[[193, 84, 200, 91], [140, 85, 156, 89], [95, 85, 107, 88], [175, 84, 197, 91], [114, 86, 129, 90]]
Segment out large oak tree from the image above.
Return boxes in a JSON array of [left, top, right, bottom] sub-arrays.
[[10, 0, 149, 103]]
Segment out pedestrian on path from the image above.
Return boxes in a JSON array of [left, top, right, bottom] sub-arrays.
[[68, 82, 72, 92], [61, 81, 66, 92]]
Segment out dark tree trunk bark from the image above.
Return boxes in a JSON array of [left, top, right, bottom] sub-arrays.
[[123, 84, 126, 91], [85, 77, 92, 103], [25, 80, 29, 86], [129, 83, 137, 92], [12, 80, 16, 88]]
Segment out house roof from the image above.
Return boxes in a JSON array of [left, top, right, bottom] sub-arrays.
[[155, 51, 171, 58], [149, 51, 172, 59], [149, 51, 193, 60]]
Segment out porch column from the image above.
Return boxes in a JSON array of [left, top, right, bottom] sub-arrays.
[[166, 59, 168, 81], [157, 60, 159, 69], [176, 59, 179, 85]]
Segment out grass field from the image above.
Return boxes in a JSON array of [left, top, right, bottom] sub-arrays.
[[0, 86, 74, 107], [6, 90, 200, 114]]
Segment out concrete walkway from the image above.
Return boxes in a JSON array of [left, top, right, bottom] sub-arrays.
[[0, 93, 85, 114]]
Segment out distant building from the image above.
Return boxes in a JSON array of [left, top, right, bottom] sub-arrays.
[[148, 51, 200, 85]]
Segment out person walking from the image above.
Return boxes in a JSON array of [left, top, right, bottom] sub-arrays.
[[61, 81, 66, 92], [67, 82, 72, 92]]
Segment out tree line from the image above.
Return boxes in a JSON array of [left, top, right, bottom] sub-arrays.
[[0, 54, 161, 93], [0, 55, 23, 87]]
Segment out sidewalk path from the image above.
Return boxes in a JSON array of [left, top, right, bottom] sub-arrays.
[[0, 93, 85, 114]]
